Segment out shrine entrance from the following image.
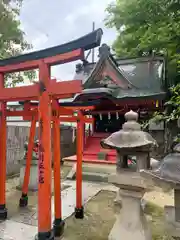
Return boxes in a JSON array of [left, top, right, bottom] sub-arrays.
[[94, 113, 125, 133], [0, 28, 103, 240]]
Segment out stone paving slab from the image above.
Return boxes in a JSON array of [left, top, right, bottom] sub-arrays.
[[0, 180, 117, 239], [0, 220, 37, 240]]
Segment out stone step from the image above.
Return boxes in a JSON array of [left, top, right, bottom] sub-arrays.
[[66, 163, 111, 183], [82, 171, 109, 182]]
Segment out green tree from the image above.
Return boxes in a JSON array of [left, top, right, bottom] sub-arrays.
[[105, 0, 180, 85], [149, 84, 180, 153], [0, 0, 35, 86], [106, 0, 180, 154]]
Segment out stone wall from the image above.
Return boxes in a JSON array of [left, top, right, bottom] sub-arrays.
[[6, 125, 76, 176], [7, 126, 29, 176]]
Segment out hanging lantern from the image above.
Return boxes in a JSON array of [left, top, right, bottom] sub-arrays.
[[155, 100, 159, 108]]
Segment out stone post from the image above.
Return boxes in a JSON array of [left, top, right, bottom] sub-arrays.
[[18, 141, 39, 191], [141, 143, 180, 239], [101, 110, 157, 240]]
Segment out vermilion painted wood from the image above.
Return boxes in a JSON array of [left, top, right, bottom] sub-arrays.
[[44, 49, 84, 65], [0, 73, 6, 207], [0, 80, 82, 101], [6, 110, 93, 123], [65, 106, 95, 111], [6, 110, 37, 117], [64, 133, 117, 165], [0, 60, 40, 73], [53, 111, 62, 220], [24, 101, 31, 113], [38, 63, 52, 234], [0, 43, 84, 235], [0, 49, 83, 73], [47, 80, 82, 96], [23, 115, 94, 123], [64, 155, 116, 165], [76, 111, 83, 209], [0, 85, 39, 101]]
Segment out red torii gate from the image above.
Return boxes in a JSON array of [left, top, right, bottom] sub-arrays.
[[0, 51, 84, 240]]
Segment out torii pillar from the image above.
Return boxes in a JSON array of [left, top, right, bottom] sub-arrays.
[[0, 73, 7, 220], [36, 61, 53, 240]]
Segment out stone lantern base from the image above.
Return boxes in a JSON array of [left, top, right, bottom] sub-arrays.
[[18, 159, 38, 191], [114, 157, 159, 207], [164, 206, 180, 239], [108, 172, 152, 240], [109, 188, 151, 240]]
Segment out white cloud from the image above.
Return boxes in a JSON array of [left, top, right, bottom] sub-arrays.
[[19, 0, 116, 80]]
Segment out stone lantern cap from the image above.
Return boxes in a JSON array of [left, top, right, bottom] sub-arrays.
[[100, 110, 157, 152], [141, 143, 180, 186]]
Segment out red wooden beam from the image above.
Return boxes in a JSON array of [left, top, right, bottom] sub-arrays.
[[0, 49, 84, 73], [6, 110, 93, 123], [59, 116, 93, 123], [0, 60, 40, 74], [65, 106, 95, 111], [47, 80, 82, 96], [6, 107, 74, 117], [0, 80, 82, 101], [0, 85, 39, 101], [44, 49, 84, 66], [22, 116, 93, 123], [6, 110, 37, 117]]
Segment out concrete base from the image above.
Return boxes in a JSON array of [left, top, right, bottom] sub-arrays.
[[18, 161, 38, 191], [164, 206, 180, 239], [0, 205, 7, 220], [53, 219, 65, 237], [109, 189, 151, 240], [35, 231, 54, 240], [66, 162, 115, 183]]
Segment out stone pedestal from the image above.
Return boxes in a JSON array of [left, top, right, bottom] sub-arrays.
[[108, 171, 153, 240], [114, 157, 159, 206], [164, 189, 180, 239], [109, 188, 151, 240], [164, 206, 180, 239], [140, 142, 180, 240], [18, 159, 38, 191], [101, 110, 157, 240]]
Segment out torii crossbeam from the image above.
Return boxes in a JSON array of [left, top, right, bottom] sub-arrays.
[[0, 28, 103, 240]]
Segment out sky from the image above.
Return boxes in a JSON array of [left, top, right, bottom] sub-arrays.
[[19, 0, 117, 81]]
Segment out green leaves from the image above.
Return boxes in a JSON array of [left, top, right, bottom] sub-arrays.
[[0, 0, 35, 85], [150, 84, 180, 126]]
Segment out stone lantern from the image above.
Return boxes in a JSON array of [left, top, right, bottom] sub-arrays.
[[101, 110, 157, 240], [141, 143, 180, 239], [18, 140, 39, 191]]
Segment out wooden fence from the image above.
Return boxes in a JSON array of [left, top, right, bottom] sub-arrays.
[[6, 125, 76, 176]]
